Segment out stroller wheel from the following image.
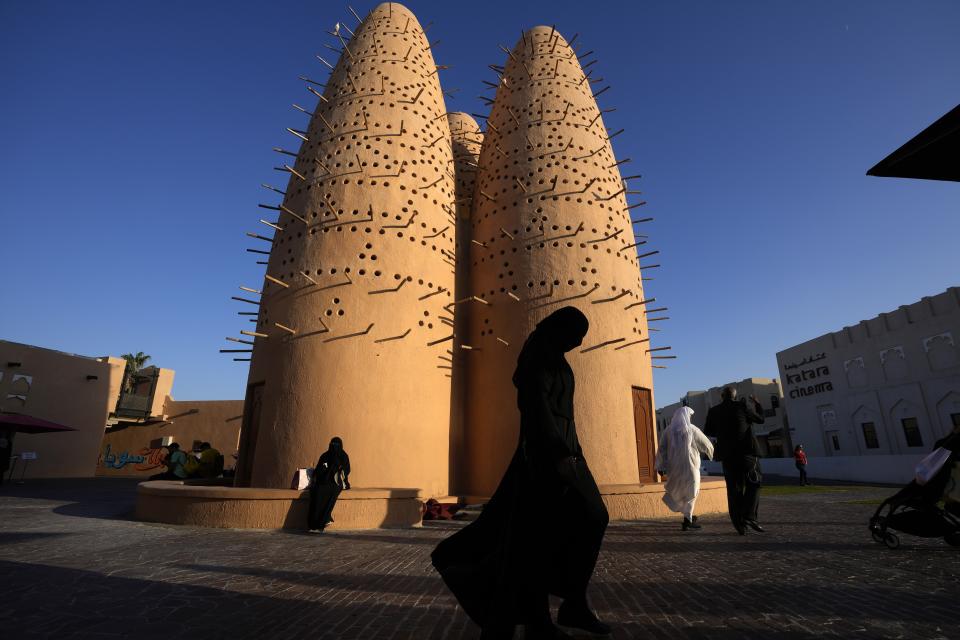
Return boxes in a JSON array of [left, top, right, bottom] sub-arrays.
[[883, 532, 900, 549]]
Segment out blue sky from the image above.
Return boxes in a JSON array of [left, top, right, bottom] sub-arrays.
[[1, 1, 957, 407]]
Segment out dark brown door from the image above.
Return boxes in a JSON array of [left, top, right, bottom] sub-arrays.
[[234, 382, 264, 486], [632, 386, 657, 483]]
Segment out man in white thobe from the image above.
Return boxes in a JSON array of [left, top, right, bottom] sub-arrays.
[[655, 406, 714, 530]]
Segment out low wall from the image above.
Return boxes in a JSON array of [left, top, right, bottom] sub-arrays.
[[600, 479, 727, 520], [136, 479, 730, 531], [464, 479, 728, 522], [136, 481, 423, 530], [703, 454, 925, 485]]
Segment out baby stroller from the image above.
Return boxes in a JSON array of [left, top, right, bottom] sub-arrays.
[[869, 437, 960, 549]]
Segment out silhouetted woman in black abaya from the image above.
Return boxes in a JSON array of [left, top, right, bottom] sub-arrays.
[[432, 306, 611, 639], [308, 437, 350, 532]]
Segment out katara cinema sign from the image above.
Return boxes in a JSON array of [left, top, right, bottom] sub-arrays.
[[784, 353, 833, 399]]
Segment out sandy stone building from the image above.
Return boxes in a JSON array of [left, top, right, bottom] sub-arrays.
[[460, 26, 658, 498], [0, 341, 126, 479], [0, 340, 241, 480], [231, 6, 664, 501], [193, 3, 722, 530], [234, 3, 458, 497]]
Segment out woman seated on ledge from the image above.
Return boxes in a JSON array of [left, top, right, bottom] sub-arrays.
[[308, 437, 351, 532]]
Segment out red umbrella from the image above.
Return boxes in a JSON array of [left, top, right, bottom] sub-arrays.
[[0, 413, 78, 434]]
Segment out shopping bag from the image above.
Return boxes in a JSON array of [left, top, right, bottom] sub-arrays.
[[914, 447, 951, 485], [291, 467, 313, 490]]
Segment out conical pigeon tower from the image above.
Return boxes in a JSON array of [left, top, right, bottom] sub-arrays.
[[233, 3, 457, 495], [461, 27, 658, 498], [447, 112, 483, 494]]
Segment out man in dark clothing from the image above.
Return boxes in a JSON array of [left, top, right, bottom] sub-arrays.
[[432, 306, 610, 640], [704, 386, 765, 535]]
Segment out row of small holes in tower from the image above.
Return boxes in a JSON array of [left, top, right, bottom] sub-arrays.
[[475, 311, 647, 340], [294, 127, 451, 177], [498, 42, 597, 100], [285, 167, 453, 202], [271, 198, 454, 243], [299, 97, 447, 141], [478, 129, 618, 178], [488, 101, 608, 131], [325, 40, 433, 90], [282, 292, 441, 330]]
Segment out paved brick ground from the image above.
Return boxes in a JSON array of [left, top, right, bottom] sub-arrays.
[[0, 478, 957, 639]]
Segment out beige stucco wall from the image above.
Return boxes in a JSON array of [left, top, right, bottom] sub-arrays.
[[0, 341, 125, 479], [461, 27, 656, 497], [151, 368, 175, 417], [97, 399, 243, 477], [239, 3, 457, 496]]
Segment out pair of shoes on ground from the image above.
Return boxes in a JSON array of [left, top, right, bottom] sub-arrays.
[[555, 599, 611, 636], [682, 516, 701, 531], [517, 600, 611, 638], [733, 519, 765, 535], [481, 600, 611, 638], [744, 519, 764, 533]]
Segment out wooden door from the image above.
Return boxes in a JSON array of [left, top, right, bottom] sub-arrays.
[[632, 386, 657, 483]]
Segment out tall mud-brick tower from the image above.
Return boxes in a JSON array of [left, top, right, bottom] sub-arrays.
[[234, 3, 457, 495], [462, 27, 658, 498], [447, 112, 483, 494]]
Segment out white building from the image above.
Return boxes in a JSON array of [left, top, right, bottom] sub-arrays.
[[771, 287, 960, 483]]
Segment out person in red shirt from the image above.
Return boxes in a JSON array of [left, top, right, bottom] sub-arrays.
[[794, 445, 809, 486]]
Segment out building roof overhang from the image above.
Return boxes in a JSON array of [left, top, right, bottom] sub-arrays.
[[867, 104, 960, 182]]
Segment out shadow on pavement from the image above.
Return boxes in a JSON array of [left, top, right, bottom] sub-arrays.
[[183, 562, 444, 595], [1, 558, 953, 639], [0, 477, 140, 521], [0, 532, 73, 545], [0, 559, 468, 639]]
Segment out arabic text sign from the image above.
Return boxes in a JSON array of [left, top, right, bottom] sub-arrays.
[[783, 352, 827, 371], [100, 444, 166, 471]]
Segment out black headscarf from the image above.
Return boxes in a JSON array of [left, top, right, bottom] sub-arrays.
[[512, 306, 589, 389], [325, 436, 347, 470]]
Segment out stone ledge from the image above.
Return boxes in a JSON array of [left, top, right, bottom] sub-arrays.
[[137, 481, 421, 501], [459, 479, 728, 521], [602, 479, 728, 521], [600, 478, 726, 495], [135, 482, 424, 530]]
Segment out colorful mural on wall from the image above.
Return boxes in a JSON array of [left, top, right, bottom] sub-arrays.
[[98, 444, 166, 472]]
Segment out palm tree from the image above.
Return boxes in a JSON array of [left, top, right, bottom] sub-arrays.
[[120, 352, 152, 393]]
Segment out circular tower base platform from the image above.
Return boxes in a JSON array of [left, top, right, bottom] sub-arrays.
[[135, 479, 729, 530], [135, 481, 424, 530], [459, 479, 729, 522], [599, 478, 729, 521]]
